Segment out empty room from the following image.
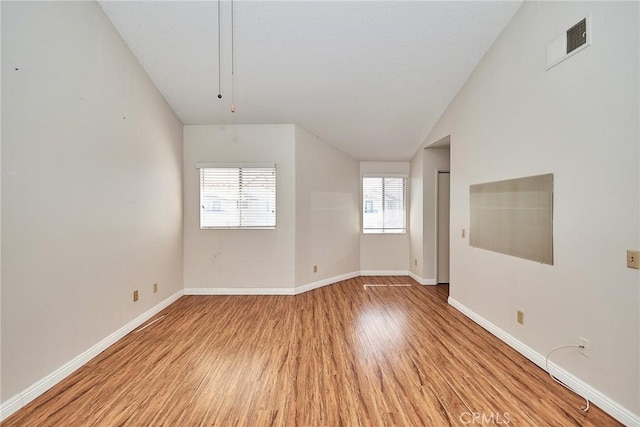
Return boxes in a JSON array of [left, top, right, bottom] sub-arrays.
[[1, 0, 638, 426]]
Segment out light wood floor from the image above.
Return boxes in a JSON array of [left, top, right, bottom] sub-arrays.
[[3, 277, 620, 426]]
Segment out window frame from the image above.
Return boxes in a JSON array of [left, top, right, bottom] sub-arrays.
[[197, 163, 277, 230], [362, 174, 408, 234]]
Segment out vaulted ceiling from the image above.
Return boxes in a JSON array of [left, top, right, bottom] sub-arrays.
[[99, 1, 521, 161]]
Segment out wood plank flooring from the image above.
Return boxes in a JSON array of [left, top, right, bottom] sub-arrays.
[[3, 277, 620, 426]]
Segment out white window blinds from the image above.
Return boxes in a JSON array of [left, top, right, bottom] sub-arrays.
[[362, 176, 406, 234], [199, 166, 276, 229]]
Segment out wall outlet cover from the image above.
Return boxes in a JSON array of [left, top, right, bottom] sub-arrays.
[[627, 250, 639, 269], [579, 337, 589, 357]]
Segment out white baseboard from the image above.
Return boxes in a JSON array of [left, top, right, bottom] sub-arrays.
[[295, 271, 360, 295], [408, 271, 437, 285], [184, 287, 295, 295], [360, 269, 409, 276], [183, 271, 362, 297], [0, 289, 184, 422], [448, 297, 640, 427]]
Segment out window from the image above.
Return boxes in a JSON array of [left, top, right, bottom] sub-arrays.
[[198, 164, 276, 229], [364, 200, 375, 213], [362, 175, 406, 234]]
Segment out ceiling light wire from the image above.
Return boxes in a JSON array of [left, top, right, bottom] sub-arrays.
[[231, 0, 235, 76], [230, 0, 236, 113], [217, 0, 222, 100]]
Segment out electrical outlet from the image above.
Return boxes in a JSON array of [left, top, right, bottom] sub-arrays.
[[313, 265, 318, 273], [579, 337, 589, 357], [133, 290, 139, 302], [462, 228, 466, 238], [517, 310, 524, 325], [414, 259, 418, 266], [153, 283, 158, 293], [627, 250, 639, 269]]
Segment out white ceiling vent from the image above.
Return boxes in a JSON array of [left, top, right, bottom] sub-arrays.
[[546, 15, 591, 70]]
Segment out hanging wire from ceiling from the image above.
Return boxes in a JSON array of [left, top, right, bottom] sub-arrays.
[[217, 0, 222, 100], [230, 0, 236, 113]]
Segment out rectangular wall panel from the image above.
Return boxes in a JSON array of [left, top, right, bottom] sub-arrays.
[[470, 174, 553, 264]]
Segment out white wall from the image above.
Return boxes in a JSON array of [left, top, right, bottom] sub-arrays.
[[295, 127, 360, 287], [1, 1, 183, 402], [423, 1, 639, 417], [183, 125, 296, 290], [422, 147, 450, 283], [0, 2, 4, 404], [360, 162, 410, 273], [409, 149, 424, 279], [409, 146, 451, 284]]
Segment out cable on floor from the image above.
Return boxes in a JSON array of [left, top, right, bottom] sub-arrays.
[[545, 344, 590, 412]]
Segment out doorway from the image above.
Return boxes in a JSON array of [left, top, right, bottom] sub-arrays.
[[436, 171, 450, 285]]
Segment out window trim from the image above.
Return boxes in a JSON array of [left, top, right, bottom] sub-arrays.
[[362, 174, 408, 235], [196, 162, 276, 169]]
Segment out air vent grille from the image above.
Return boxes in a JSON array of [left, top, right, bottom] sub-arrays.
[[546, 15, 591, 70], [567, 18, 587, 54]]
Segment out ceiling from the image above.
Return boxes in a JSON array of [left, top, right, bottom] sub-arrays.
[[99, 1, 521, 161]]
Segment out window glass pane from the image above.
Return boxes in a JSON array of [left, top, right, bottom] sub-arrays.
[[363, 176, 406, 234], [200, 167, 276, 229], [363, 177, 383, 230], [383, 177, 405, 230]]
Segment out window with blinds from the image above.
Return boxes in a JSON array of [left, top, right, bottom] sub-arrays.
[[362, 176, 407, 234], [199, 166, 276, 229]]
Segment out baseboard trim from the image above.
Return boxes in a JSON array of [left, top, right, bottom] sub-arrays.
[[360, 269, 409, 276], [295, 271, 360, 295], [447, 297, 640, 427], [407, 271, 437, 285], [0, 289, 184, 422], [183, 271, 363, 297], [184, 287, 295, 295]]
